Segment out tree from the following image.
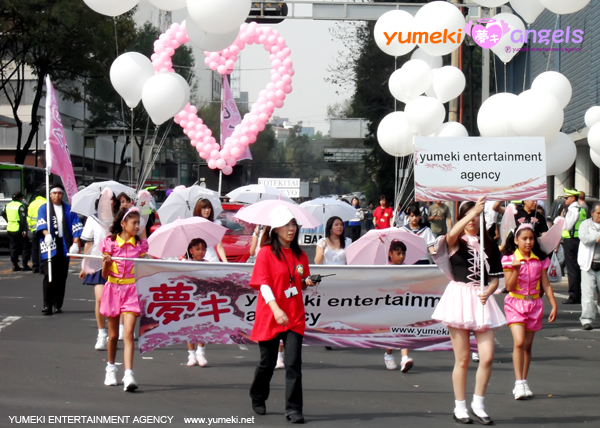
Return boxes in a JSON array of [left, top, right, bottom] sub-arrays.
[[85, 22, 196, 181], [0, 0, 139, 164]]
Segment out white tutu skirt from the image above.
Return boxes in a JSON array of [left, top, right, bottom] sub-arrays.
[[432, 281, 506, 331]]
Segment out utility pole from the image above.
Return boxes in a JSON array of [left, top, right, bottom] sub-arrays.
[[449, 0, 462, 123]]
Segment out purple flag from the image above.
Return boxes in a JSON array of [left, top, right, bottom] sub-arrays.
[[222, 75, 252, 161]]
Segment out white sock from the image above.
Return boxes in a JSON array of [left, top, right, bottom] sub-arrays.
[[454, 400, 469, 418], [196, 346, 205, 355], [106, 363, 116, 372], [98, 328, 107, 336], [188, 350, 196, 357], [277, 351, 284, 361], [515, 379, 524, 385], [401, 355, 409, 362], [384, 353, 394, 360], [124, 369, 133, 377], [471, 395, 488, 418]]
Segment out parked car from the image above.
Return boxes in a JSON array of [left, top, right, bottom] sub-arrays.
[[149, 202, 253, 263]]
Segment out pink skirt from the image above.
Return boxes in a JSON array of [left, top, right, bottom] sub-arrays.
[[432, 281, 506, 331], [99, 282, 140, 318]]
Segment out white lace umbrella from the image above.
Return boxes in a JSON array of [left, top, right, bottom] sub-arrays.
[[226, 184, 295, 204], [71, 181, 135, 216], [157, 186, 222, 225]]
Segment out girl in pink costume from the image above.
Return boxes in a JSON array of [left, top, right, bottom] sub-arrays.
[[501, 224, 557, 400], [100, 207, 148, 392]]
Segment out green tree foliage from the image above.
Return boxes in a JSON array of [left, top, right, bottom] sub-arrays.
[[0, 0, 138, 164]]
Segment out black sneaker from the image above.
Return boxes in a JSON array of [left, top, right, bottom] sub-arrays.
[[12, 265, 22, 272], [22, 265, 33, 271], [583, 323, 593, 331], [41, 307, 53, 315]]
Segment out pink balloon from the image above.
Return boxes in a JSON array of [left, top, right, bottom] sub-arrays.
[[267, 35, 276, 44], [273, 99, 284, 108], [226, 157, 237, 167], [209, 52, 219, 60], [216, 159, 226, 169], [271, 73, 282, 83], [272, 59, 282, 69], [240, 136, 249, 145], [209, 62, 218, 70], [284, 85, 293, 94], [283, 58, 293, 68], [180, 120, 188, 128], [275, 90, 285, 100], [248, 134, 257, 144], [259, 113, 268, 122], [231, 147, 241, 158], [220, 148, 230, 158], [188, 131, 196, 140], [270, 46, 280, 54], [266, 91, 276, 101], [222, 165, 233, 175], [208, 159, 217, 169], [210, 150, 220, 160], [217, 65, 227, 74], [277, 66, 287, 76], [259, 34, 267, 44], [282, 75, 292, 84], [249, 124, 259, 133], [258, 123, 266, 132]]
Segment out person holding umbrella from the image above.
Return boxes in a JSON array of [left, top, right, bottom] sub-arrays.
[[249, 206, 315, 424], [193, 198, 227, 263]]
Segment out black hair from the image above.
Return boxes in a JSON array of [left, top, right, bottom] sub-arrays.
[[109, 206, 140, 242], [457, 201, 495, 256], [186, 238, 207, 259], [325, 216, 346, 248], [193, 198, 215, 222], [266, 218, 303, 260], [405, 204, 424, 228], [502, 227, 547, 260], [388, 240, 407, 262]]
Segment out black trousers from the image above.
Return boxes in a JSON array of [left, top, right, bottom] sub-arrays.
[[250, 330, 303, 414], [563, 237, 581, 302], [42, 250, 70, 310], [9, 231, 31, 267], [346, 225, 361, 242], [30, 232, 40, 271]]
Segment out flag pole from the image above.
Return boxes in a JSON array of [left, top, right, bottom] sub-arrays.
[[45, 147, 52, 283], [218, 75, 225, 196], [480, 211, 485, 322]]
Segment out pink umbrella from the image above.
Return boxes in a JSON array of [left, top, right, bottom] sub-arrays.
[[234, 200, 321, 228], [346, 228, 428, 266], [147, 217, 227, 259]]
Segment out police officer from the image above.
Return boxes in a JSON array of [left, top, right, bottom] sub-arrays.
[[27, 193, 47, 273], [2, 191, 31, 271], [559, 188, 587, 304]]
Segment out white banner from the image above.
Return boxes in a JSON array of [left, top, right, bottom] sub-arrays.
[[258, 177, 300, 197], [414, 137, 547, 201], [135, 261, 455, 354]]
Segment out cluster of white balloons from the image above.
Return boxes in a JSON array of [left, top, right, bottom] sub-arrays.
[[477, 71, 575, 176], [84, 0, 251, 52], [472, 0, 591, 19], [584, 107, 600, 169], [377, 46, 468, 158]]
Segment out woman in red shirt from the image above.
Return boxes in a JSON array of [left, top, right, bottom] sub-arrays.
[[373, 195, 394, 229], [249, 206, 315, 424]]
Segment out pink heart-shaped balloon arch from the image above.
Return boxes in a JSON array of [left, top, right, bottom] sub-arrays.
[[150, 21, 294, 175]]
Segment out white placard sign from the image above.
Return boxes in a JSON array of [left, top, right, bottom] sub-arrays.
[[258, 177, 300, 197], [414, 137, 547, 202]]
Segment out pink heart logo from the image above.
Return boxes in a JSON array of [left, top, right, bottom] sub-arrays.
[[151, 21, 293, 175], [471, 24, 503, 49]]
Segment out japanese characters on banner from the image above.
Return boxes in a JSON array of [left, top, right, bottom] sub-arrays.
[[414, 137, 547, 202], [136, 261, 453, 354]]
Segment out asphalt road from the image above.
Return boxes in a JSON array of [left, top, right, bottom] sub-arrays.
[[0, 251, 599, 428]]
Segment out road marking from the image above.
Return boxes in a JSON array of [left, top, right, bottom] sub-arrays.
[[0, 316, 21, 332]]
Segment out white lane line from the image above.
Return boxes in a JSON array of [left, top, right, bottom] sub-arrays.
[[0, 316, 21, 332]]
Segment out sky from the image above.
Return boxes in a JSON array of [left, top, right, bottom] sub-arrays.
[[237, 14, 354, 134], [135, 0, 354, 135]]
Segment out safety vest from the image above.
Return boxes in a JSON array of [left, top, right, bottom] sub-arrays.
[[27, 197, 46, 232], [5, 200, 23, 232], [562, 205, 587, 239]]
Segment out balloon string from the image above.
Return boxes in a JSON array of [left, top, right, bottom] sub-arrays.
[[523, 24, 530, 93], [504, 63, 507, 93], [546, 15, 559, 72]]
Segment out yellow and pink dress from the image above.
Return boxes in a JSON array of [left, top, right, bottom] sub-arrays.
[[99, 235, 149, 318]]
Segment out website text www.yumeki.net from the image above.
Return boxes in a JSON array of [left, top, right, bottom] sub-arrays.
[[390, 326, 449, 336], [183, 416, 255, 425]]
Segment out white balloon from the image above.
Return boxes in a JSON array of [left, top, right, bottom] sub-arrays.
[[510, 90, 564, 139], [412, 2, 465, 56], [83, 0, 139, 17], [410, 48, 443, 69], [148, 0, 186, 11], [587, 123, 600, 155], [110, 53, 156, 109], [473, 0, 509, 7], [187, 0, 251, 35], [510, 0, 545, 24], [545, 132, 576, 176], [531, 71, 572, 109], [590, 148, 600, 169], [377, 112, 415, 157], [405, 96, 446, 136], [388, 70, 411, 103], [584, 106, 600, 129], [425, 69, 438, 98], [477, 93, 518, 137], [432, 66, 466, 103], [539, 0, 591, 15], [374, 10, 416, 57], [397, 60, 433, 100], [488, 13, 526, 63], [185, 18, 239, 51], [434, 122, 469, 138], [142, 73, 190, 125]]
